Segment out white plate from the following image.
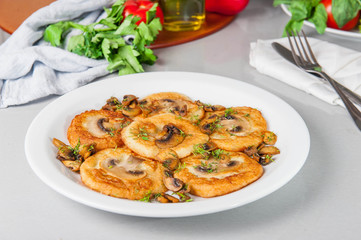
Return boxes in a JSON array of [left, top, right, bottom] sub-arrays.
[[25, 71, 310, 218], [281, 4, 361, 40]]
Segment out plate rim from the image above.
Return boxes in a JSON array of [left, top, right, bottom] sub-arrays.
[[24, 71, 310, 217]]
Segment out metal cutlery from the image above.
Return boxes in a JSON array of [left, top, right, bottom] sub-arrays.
[[285, 30, 361, 130], [272, 42, 361, 106]]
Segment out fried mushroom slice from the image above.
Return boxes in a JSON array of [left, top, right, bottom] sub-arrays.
[[52, 138, 95, 172], [102, 97, 122, 112], [120, 95, 142, 118], [80, 148, 166, 200], [174, 152, 263, 198], [199, 107, 267, 152], [67, 110, 131, 152], [121, 113, 209, 160], [140, 92, 205, 123], [195, 100, 226, 112], [155, 124, 185, 149]]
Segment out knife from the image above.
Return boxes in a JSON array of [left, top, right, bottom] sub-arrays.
[[272, 42, 361, 106]]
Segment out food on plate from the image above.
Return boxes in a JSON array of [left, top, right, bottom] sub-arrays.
[[199, 107, 267, 152], [53, 91, 280, 202], [174, 151, 263, 198], [274, 0, 361, 35], [67, 110, 131, 152], [121, 113, 209, 160], [80, 147, 166, 200], [43, 0, 162, 76], [102, 95, 144, 118], [53, 138, 95, 172], [140, 92, 205, 123]]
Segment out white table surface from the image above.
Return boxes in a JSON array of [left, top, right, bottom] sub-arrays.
[[1, 0, 361, 239]]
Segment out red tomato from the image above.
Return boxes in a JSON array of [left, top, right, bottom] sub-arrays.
[[205, 0, 249, 16], [123, 0, 164, 25], [321, 0, 360, 30]]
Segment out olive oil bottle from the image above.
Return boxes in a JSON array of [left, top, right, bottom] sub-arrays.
[[160, 0, 205, 31]]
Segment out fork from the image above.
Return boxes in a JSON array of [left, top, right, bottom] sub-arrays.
[[286, 30, 361, 131]]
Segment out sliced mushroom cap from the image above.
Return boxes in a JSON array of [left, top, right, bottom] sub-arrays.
[[201, 141, 217, 151], [100, 155, 147, 180], [120, 95, 142, 117], [56, 146, 77, 161], [84, 114, 127, 137], [62, 160, 82, 172], [199, 118, 218, 135], [52, 138, 67, 149], [121, 106, 142, 117], [102, 97, 121, 111], [163, 176, 184, 192], [204, 105, 226, 112], [243, 145, 258, 157], [164, 194, 180, 203], [156, 194, 171, 203], [195, 100, 225, 112], [53, 138, 86, 170], [263, 131, 277, 145], [78, 144, 95, 159], [220, 117, 251, 136], [258, 146, 280, 156], [195, 164, 216, 173], [122, 95, 138, 106], [259, 156, 274, 166], [97, 118, 111, 133], [175, 104, 187, 117], [157, 99, 188, 116], [193, 158, 240, 175], [155, 124, 185, 149]]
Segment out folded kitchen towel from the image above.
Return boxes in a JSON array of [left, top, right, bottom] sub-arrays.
[[249, 37, 361, 107], [0, 0, 116, 108]]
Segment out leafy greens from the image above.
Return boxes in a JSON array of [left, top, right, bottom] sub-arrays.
[[44, 0, 162, 75], [273, 0, 361, 35]]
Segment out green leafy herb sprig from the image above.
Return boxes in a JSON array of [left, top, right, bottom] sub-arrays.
[[43, 0, 162, 75], [273, 0, 361, 36]]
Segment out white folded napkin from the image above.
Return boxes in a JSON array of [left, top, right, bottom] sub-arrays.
[[250, 37, 361, 107], [0, 0, 116, 108]]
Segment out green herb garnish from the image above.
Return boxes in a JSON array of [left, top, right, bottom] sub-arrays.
[[44, 0, 162, 76], [131, 127, 150, 141]]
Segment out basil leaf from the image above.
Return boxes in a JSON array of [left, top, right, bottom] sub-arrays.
[[283, 20, 304, 36], [309, 3, 327, 34], [332, 0, 361, 28], [288, 1, 310, 21]]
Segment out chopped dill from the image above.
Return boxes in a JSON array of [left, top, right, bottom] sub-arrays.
[[193, 144, 211, 159], [174, 162, 186, 173], [211, 149, 224, 159], [139, 191, 153, 202], [224, 108, 235, 117], [131, 127, 150, 141]]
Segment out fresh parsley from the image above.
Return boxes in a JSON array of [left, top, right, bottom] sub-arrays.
[[44, 0, 162, 75]]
